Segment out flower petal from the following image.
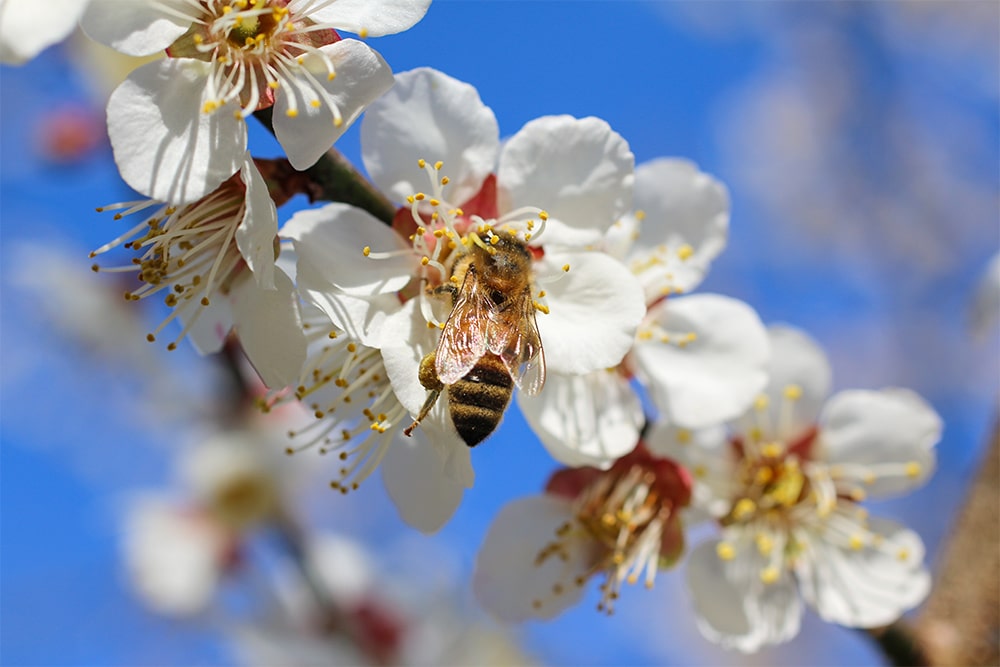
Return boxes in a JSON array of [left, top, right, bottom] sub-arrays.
[[231, 269, 306, 388], [535, 251, 646, 375], [81, 0, 189, 56], [180, 294, 234, 355], [818, 388, 941, 497], [473, 495, 596, 621], [236, 157, 277, 290], [361, 67, 500, 205], [498, 115, 633, 248], [381, 430, 467, 534], [301, 0, 431, 37], [796, 518, 931, 628], [517, 369, 642, 469], [761, 324, 832, 439], [1, 0, 89, 64], [634, 294, 769, 430], [622, 158, 730, 296], [107, 59, 247, 203], [686, 539, 802, 653], [297, 261, 399, 348], [273, 39, 393, 170], [282, 202, 417, 297]]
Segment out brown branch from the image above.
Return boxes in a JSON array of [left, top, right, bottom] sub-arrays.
[[915, 417, 999, 666], [252, 108, 396, 225]]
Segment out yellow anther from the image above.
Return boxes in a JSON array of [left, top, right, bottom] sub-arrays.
[[732, 498, 757, 520], [850, 487, 867, 502], [346, 343, 357, 352], [406, 195, 415, 204], [268, 80, 280, 89], [429, 198, 440, 206], [359, 27, 369, 38], [286, 109, 299, 118], [849, 534, 865, 551], [421, 257, 430, 266], [693, 464, 707, 478], [414, 193, 425, 201], [634, 210, 646, 221], [783, 384, 803, 400], [333, 118, 343, 127], [904, 462, 922, 478], [417, 159, 426, 168], [676, 429, 692, 444], [534, 302, 550, 315], [363, 246, 371, 257], [434, 160, 443, 170], [754, 395, 770, 411], [755, 533, 774, 556], [441, 176, 450, 185], [676, 244, 694, 260], [761, 442, 785, 459], [760, 566, 780, 584], [754, 467, 774, 485], [562, 264, 570, 272], [310, 99, 321, 108], [637, 330, 653, 341], [715, 541, 736, 561], [490, 235, 500, 245], [539, 211, 549, 221], [433, 229, 445, 238], [897, 548, 910, 561]]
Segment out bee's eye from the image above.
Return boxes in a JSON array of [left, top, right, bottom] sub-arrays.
[[490, 290, 506, 305]]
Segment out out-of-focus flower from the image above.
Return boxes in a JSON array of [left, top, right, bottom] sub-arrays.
[[518, 158, 769, 468], [123, 495, 237, 616], [971, 252, 1000, 338], [80, 0, 428, 202], [34, 104, 104, 164], [473, 446, 691, 621], [0, 0, 90, 64], [90, 156, 305, 387], [647, 325, 941, 652]]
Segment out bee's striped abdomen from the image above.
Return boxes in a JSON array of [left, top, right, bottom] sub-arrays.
[[447, 353, 514, 447]]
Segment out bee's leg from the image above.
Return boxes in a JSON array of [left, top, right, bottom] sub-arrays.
[[404, 353, 444, 437]]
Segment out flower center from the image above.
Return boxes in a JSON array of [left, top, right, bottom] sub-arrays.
[[90, 176, 249, 350], [534, 463, 682, 615]]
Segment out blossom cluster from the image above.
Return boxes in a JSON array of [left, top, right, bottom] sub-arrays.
[[1, 0, 945, 656]]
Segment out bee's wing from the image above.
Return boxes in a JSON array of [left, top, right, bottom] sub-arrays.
[[435, 266, 490, 385], [492, 290, 546, 395]]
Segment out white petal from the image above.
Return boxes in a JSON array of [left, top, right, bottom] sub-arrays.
[[635, 295, 769, 430], [107, 59, 247, 203], [473, 495, 594, 622], [361, 67, 500, 205], [236, 157, 277, 290], [761, 324, 832, 439], [971, 252, 1000, 337], [686, 539, 802, 653], [305, 534, 373, 604], [381, 430, 467, 534], [180, 293, 234, 355], [0, 0, 88, 64], [299, 0, 431, 37], [535, 251, 646, 375], [498, 115, 633, 248], [273, 39, 393, 170], [231, 269, 306, 388], [80, 0, 189, 56], [297, 260, 400, 348], [796, 518, 931, 628], [624, 158, 730, 295], [818, 388, 941, 497], [281, 202, 417, 297], [517, 369, 641, 469], [644, 421, 734, 517]]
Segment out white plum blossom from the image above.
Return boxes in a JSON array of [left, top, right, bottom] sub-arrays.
[[0, 0, 91, 64], [473, 447, 691, 621], [647, 325, 941, 652], [281, 68, 645, 498], [81, 0, 429, 202], [518, 158, 769, 469], [90, 156, 305, 387]]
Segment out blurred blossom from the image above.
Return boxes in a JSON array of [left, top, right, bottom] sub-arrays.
[[34, 104, 104, 164], [473, 446, 691, 621], [123, 495, 237, 617], [648, 326, 941, 652], [0, 0, 90, 65]]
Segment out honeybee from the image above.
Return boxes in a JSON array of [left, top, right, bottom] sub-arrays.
[[403, 231, 545, 446]]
